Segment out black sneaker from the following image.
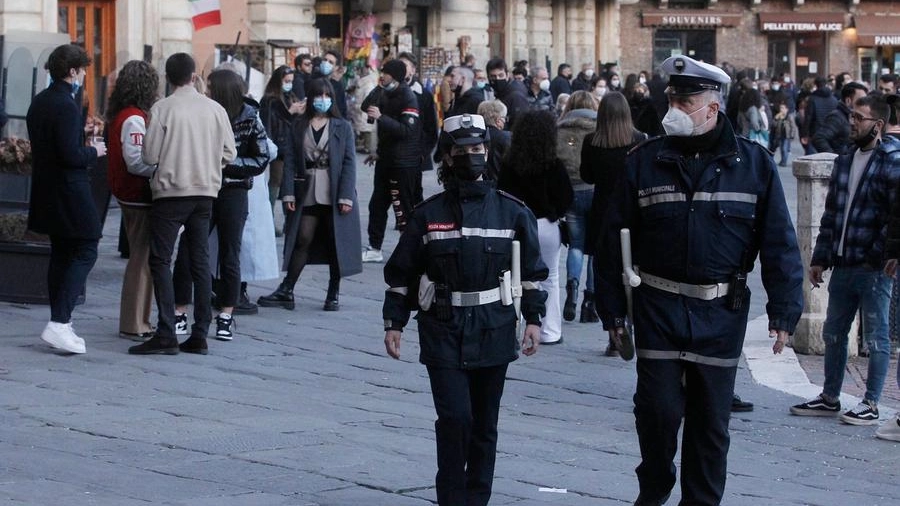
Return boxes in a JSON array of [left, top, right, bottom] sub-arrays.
[[215, 314, 234, 341], [790, 394, 841, 416], [731, 395, 754, 413], [840, 400, 879, 426], [128, 335, 179, 355]]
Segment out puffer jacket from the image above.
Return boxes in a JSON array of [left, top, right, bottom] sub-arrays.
[[556, 109, 597, 191], [222, 99, 270, 188], [364, 82, 422, 169]]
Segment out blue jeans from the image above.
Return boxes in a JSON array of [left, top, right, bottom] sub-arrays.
[[778, 137, 791, 165], [822, 265, 892, 404], [565, 189, 594, 291]]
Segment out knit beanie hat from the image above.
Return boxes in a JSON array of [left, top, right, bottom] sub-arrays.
[[382, 59, 407, 83]]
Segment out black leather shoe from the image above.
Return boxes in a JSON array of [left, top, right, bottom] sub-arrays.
[[563, 279, 578, 322], [232, 282, 259, 315], [541, 337, 564, 345], [257, 282, 295, 310], [323, 278, 340, 311], [179, 337, 209, 355], [128, 335, 179, 355], [731, 394, 754, 412]]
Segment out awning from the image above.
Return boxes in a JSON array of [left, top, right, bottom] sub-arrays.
[[641, 11, 742, 28], [758, 13, 846, 32], [854, 15, 900, 46]]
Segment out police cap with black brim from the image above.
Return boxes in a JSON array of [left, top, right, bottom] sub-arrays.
[[661, 55, 731, 96]]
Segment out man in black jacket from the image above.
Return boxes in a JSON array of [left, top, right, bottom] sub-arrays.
[[447, 65, 483, 117], [803, 76, 839, 153], [486, 58, 530, 129], [550, 63, 573, 103], [361, 59, 423, 263], [398, 51, 439, 177], [27, 44, 107, 354], [812, 82, 868, 154]]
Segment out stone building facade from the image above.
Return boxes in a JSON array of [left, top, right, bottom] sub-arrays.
[[0, 0, 897, 116]]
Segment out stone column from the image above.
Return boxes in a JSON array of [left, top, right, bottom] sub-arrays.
[[158, 1, 193, 62], [0, 0, 53, 32], [791, 153, 859, 356], [248, 0, 317, 46], [438, 0, 487, 65], [564, 0, 595, 69], [526, 0, 553, 69]]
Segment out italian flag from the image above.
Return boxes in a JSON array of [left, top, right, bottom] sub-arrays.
[[189, 0, 222, 31]]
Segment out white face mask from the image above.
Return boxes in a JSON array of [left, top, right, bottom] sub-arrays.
[[639, 76, 646, 85], [771, 84, 781, 91], [539, 79, 550, 92], [661, 103, 711, 137], [584, 69, 595, 78]]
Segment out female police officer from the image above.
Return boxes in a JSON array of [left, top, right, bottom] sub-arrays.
[[382, 114, 548, 506]]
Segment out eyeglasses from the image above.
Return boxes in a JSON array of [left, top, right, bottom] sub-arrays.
[[849, 112, 878, 123]]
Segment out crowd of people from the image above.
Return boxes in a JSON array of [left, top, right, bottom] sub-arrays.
[[22, 42, 900, 506]]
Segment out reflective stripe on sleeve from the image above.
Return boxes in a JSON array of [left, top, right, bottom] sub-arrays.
[[387, 286, 408, 295]]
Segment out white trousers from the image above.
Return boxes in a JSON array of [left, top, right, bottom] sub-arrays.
[[537, 218, 562, 343]]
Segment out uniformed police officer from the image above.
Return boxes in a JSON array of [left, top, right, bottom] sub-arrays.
[[383, 114, 548, 506], [594, 56, 804, 505]]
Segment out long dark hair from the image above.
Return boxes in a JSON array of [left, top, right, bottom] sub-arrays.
[[304, 78, 342, 119], [106, 60, 159, 122], [263, 65, 293, 99], [591, 92, 636, 149], [504, 109, 558, 176], [207, 69, 246, 121]]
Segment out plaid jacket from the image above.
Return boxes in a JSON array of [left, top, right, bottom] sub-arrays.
[[812, 136, 900, 268]]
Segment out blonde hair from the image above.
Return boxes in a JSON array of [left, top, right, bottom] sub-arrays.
[[561, 90, 598, 117], [477, 99, 508, 128]]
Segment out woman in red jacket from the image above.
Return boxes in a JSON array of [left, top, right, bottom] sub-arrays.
[[106, 60, 159, 340]]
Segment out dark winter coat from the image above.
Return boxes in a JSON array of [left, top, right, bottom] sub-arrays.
[[280, 116, 362, 277], [803, 88, 838, 150], [811, 101, 852, 155], [382, 180, 548, 369], [26, 80, 101, 239], [363, 83, 422, 170]]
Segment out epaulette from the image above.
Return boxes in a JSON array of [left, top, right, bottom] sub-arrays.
[[413, 192, 443, 209], [497, 189, 527, 206], [627, 134, 664, 156]]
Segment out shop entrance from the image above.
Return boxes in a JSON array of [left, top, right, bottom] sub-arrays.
[[652, 30, 715, 70], [794, 33, 827, 82], [767, 37, 791, 79], [58, 0, 116, 117]]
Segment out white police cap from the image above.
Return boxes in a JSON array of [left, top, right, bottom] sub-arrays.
[[441, 114, 489, 146], [661, 55, 731, 95]]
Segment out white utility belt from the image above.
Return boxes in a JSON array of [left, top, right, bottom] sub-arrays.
[[640, 272, 730, 301], [451, 287, 501, 307]]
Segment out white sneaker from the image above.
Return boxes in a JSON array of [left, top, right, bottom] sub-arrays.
[[175, 313, 189, 335], [41, 322, 86, 354], [876, 415, 900, 442], [362, 247, 384, 263]]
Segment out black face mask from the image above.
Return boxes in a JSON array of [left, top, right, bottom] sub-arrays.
[[489, 78, 508, 95], [854, 124, 879, 149], [450, 153, 487, 181]]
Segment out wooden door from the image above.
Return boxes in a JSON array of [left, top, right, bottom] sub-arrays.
[[58, 1, 116, 118]]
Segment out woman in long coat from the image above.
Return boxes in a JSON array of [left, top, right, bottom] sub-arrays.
[[258, 78, 362, 311]]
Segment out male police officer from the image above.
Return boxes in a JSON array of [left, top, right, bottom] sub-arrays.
[[595, 56, 803, 505], [383, 114, 548, 506]]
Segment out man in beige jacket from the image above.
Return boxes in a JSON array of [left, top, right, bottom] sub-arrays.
[[129, 53, 235, 356]]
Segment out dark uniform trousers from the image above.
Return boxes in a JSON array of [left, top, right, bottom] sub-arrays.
[[633, 357, 736, 505], [427, 363, 509, 506], [367, 163, 422, 249], [48, 235, 99, 323]]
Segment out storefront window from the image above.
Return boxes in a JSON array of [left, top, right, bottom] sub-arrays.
[[652, 30, 715, 70], [767, 37, 791, 79]]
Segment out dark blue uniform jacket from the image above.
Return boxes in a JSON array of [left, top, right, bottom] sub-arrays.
[[596, 115, 804, 364], [383, 180, 548, 369]]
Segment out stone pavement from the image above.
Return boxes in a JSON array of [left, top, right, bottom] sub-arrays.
[[2, 159, 900, 505]]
